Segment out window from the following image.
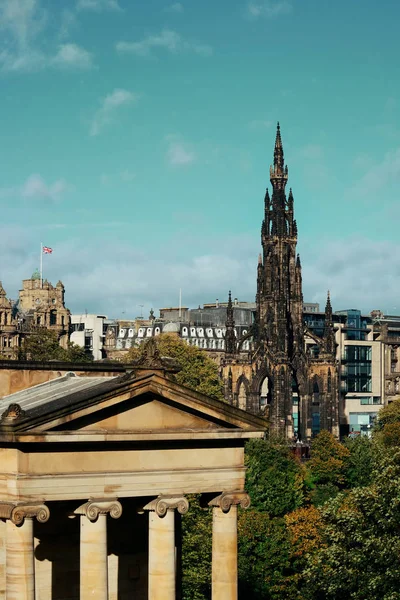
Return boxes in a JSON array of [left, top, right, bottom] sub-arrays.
[[360, 397, 382, 405], [343, 345, 372, 392], [182, 327, 188, 337], [344, 345, 372, 361], [119, 329, 125, 338]]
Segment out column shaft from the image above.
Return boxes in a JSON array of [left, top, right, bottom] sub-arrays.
[[148, 509, 175, 600], [80, 514, 108, 600], [0, 519, 5, 600], [6, 518, 35, 600], [212, 506, 238, 600]]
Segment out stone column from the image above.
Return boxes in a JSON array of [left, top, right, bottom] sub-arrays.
[[144, 495, 189, 600], [208, 492, 250, 600], [0, 503, 50, 600], [75, 499, 122, 600]]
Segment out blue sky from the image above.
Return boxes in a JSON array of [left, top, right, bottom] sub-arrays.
[[1, 0, 400, 317]]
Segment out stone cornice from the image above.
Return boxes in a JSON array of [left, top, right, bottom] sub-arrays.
[[0, 502, 50, 525], [74, 498, 122, 521], [143, 495, 189, 517], [209, 491, 251, 513]]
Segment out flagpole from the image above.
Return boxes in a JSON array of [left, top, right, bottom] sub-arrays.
[[40, 242, 43, 288]]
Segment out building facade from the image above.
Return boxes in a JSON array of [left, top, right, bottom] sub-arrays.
[[70, 314, 107, 361], [0, 272, 71, 359]]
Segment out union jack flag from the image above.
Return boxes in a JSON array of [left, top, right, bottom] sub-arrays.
[[43, 246, 53, 254]]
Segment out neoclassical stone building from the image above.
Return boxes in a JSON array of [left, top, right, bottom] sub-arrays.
[[0, 342, 266, 599], [220, 125, 339, 441]]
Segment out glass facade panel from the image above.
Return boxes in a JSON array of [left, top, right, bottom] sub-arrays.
[[349, 412, 376, 436], [343, 345, 372, 392]]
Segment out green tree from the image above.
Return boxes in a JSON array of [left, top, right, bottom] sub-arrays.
[[304, 451, 400, 600], [20, 328, 64, 361], [375, 398, 400, 429], [20, 329, 93, 362], [125, 334, 224, 400], [63, 342, 93, 362], [343, 435, 374, 488], [245, 438, 305, 516], [238, 511, 296, 600], [307, 431, 350, 505], [181, 495, 212, 600]]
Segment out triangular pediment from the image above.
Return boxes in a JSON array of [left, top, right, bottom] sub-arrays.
[[71, 397, 221, 432], [0, 372, 268, 436]]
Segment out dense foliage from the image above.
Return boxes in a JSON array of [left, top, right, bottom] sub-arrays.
[[181, 421, 400, 600], [124, 333, 224, 400], [19, 328, 93, 362]]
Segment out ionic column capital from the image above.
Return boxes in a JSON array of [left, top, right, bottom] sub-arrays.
[[0, 502, 50, 525], [143, 495, 189, 517], [208, 491, 251, 513], [74, 498, 122, 522]]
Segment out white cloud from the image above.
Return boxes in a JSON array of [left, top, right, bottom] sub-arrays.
[[90, 88, 137, 136], [120, 169, 136, 182], [0, 0, 46, 49], [0, 174, 70, 202], [167, 141, 196, 167], [0, 0, 47, 71], [298, 144, 324, 160], [116, 29, 212, 57], [247, 0, 292, 18], [0, 1, 94, 72], [165, 2, 184, 12], [52, 43, 94, 70], [21, 174, 69, 201], [249, 119, 272, 129], [59, 9, 79, 40], [76, 0, 122, 10], [348, 148, 400, 199], [301, 237, 400, 314]]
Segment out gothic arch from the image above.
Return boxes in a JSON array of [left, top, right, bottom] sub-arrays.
[[309, 374, 324, 395], [236, 374, 250, 411], [236, 374, 250, 397], [250, 362, 273, 395]]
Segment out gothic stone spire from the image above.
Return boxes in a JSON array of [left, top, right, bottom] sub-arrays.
[[324, 291, 336, 355], [225, 291, 236, 355]]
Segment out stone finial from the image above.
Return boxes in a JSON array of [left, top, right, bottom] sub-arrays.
[[130, 338, 180, 374], [143, 495, 189, 517], [1, 403, 26, 424], [208, 491, 251, 513], [74, 499, 122, 521], [0, 502, 50, 525]]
